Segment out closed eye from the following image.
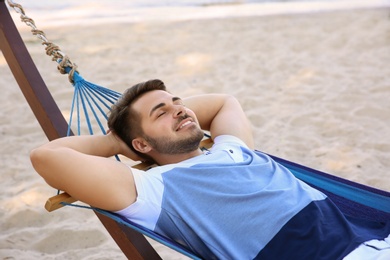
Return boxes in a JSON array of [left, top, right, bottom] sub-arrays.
[[157, 112, 166, 118]]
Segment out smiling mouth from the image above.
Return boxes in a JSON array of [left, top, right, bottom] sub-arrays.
[[178, 121, 192, 130], [176, 117, 193, 131]]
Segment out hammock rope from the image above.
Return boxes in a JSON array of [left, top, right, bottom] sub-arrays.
[[68, 71, 122, 136], [6, 0, 78, 84]]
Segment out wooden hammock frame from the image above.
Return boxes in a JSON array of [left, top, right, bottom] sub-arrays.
[[0, 1, 179, 258]]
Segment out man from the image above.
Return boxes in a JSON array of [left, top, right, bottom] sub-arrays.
[[31, 79, 389, 259]]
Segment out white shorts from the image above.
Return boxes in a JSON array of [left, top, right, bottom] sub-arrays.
[[343, 234, 390, 260]]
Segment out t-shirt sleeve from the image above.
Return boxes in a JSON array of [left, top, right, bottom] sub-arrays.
[[213, 135, 249, 148]]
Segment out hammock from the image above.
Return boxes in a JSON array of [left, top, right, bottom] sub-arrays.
[[2, 1, 389, 259]]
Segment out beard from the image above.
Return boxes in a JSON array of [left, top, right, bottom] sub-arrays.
[[143, 122, 204, 155]]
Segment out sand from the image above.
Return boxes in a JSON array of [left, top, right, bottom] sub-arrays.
[[1, 3, 390, 259]]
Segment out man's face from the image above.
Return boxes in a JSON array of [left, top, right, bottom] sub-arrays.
[[132, 90, 204, 155]]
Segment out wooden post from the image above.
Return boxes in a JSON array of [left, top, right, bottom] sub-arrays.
[[0, 1, 160, 259]]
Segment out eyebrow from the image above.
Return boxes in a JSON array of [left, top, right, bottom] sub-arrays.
[[149, 97, 182, 117]]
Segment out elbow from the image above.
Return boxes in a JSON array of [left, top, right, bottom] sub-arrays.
[[30, 147, 46, 178], [30, 147, 56, 184], [30, 147, 59, 189]]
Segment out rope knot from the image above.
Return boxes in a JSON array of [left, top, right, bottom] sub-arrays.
[[44, 43, 61, 60], [58, 56, 79, 84]]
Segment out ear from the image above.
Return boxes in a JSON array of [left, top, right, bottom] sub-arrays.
[[132, 138, 152, 154]]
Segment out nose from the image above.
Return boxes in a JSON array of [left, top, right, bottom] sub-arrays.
[[173, 105, 185, 118]]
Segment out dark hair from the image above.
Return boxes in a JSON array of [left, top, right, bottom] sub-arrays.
[[107, 79, 167, 157]]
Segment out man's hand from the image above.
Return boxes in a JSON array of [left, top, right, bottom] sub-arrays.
[[184, 94, 254, 149], [107, 131, 143, 161]]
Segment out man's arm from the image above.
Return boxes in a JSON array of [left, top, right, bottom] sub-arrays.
[[30, 133, 139, 211], [184, 94, 254, 149]]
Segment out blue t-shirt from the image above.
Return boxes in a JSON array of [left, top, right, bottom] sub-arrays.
[[116, 135, 389, 259]]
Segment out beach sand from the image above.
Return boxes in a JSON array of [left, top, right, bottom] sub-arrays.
[[1, 4, 390, 259]]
